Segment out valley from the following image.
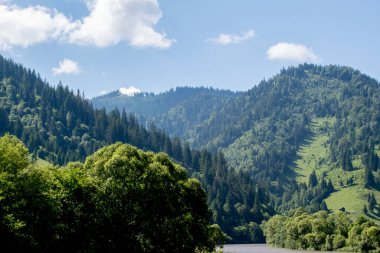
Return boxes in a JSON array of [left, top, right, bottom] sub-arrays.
[[2, 55, 380, 251]]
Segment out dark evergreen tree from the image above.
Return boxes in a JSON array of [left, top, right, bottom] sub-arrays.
[[320, 200, 328, 211], [368, 193, 377, 212], [363, 204, 368, 214], [308, 170, 318, 187], [364, 167, 376, 188]]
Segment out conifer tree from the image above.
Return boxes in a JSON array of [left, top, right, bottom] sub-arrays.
[[308, 170, 318, 187]]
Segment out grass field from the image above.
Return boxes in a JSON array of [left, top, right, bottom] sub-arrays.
[[325, 185, 366, 219], [294, 117, 335, 183], [325, 185, 380, 222]]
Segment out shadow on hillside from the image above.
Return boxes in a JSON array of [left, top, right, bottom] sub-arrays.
[[285, 126, 317, 182], [367, 184, 380, 191], [366, 211, 380, 220]]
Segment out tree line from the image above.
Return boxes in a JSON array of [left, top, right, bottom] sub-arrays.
[[264, 209, 380, 252]]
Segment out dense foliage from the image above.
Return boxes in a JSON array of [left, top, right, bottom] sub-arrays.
[[0, 55, 274, 243], [0, 134, 222, 252], [263, 209, 380, 252]]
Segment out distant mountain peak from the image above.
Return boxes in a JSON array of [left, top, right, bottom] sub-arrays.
[[119, 86, 141, 96]]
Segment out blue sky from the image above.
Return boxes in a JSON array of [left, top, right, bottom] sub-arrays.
[[0, 0, 379, 98]]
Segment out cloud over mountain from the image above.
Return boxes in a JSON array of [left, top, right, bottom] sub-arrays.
[[207, 30, 255, 45], [0, 4, 76, 50], [52, 58, 80, 75], [266, 42, 321, 63], [0, 0, 173, 50], [68, 0, 173, 48]]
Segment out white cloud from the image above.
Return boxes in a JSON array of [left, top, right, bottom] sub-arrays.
[[69, 0, 174, 48], [266, 42, 321, 63], [0, 0, 173, 50], [52, 58, 80, 75], [119, 86, 141, 96], [99, 90, 108, 95], [0, 4, 77, 50], [207, 30, 255, 45]]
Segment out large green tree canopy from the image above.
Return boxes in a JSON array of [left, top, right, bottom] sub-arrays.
[[82, 142, 216, 252], [0, 135, 220, 252]]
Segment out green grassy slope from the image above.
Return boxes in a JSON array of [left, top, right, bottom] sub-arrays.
[[293, 117, 380, 221], [294, 117, 335, 183]]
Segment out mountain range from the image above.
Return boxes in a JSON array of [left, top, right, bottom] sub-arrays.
[[93, 64, 380, 221], [2, 54, 380, 242]]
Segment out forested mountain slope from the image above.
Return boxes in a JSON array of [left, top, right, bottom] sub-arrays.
[[92, 86, 240, 139], [0, 55, 274, 243], [94, 64, 380, 220], [223, 65, 380, 219]]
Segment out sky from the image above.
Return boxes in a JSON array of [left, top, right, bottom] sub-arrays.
[[0, 0, 379, 98]]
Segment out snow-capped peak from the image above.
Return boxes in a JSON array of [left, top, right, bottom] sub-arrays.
[[119, 86, 141, 96]]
